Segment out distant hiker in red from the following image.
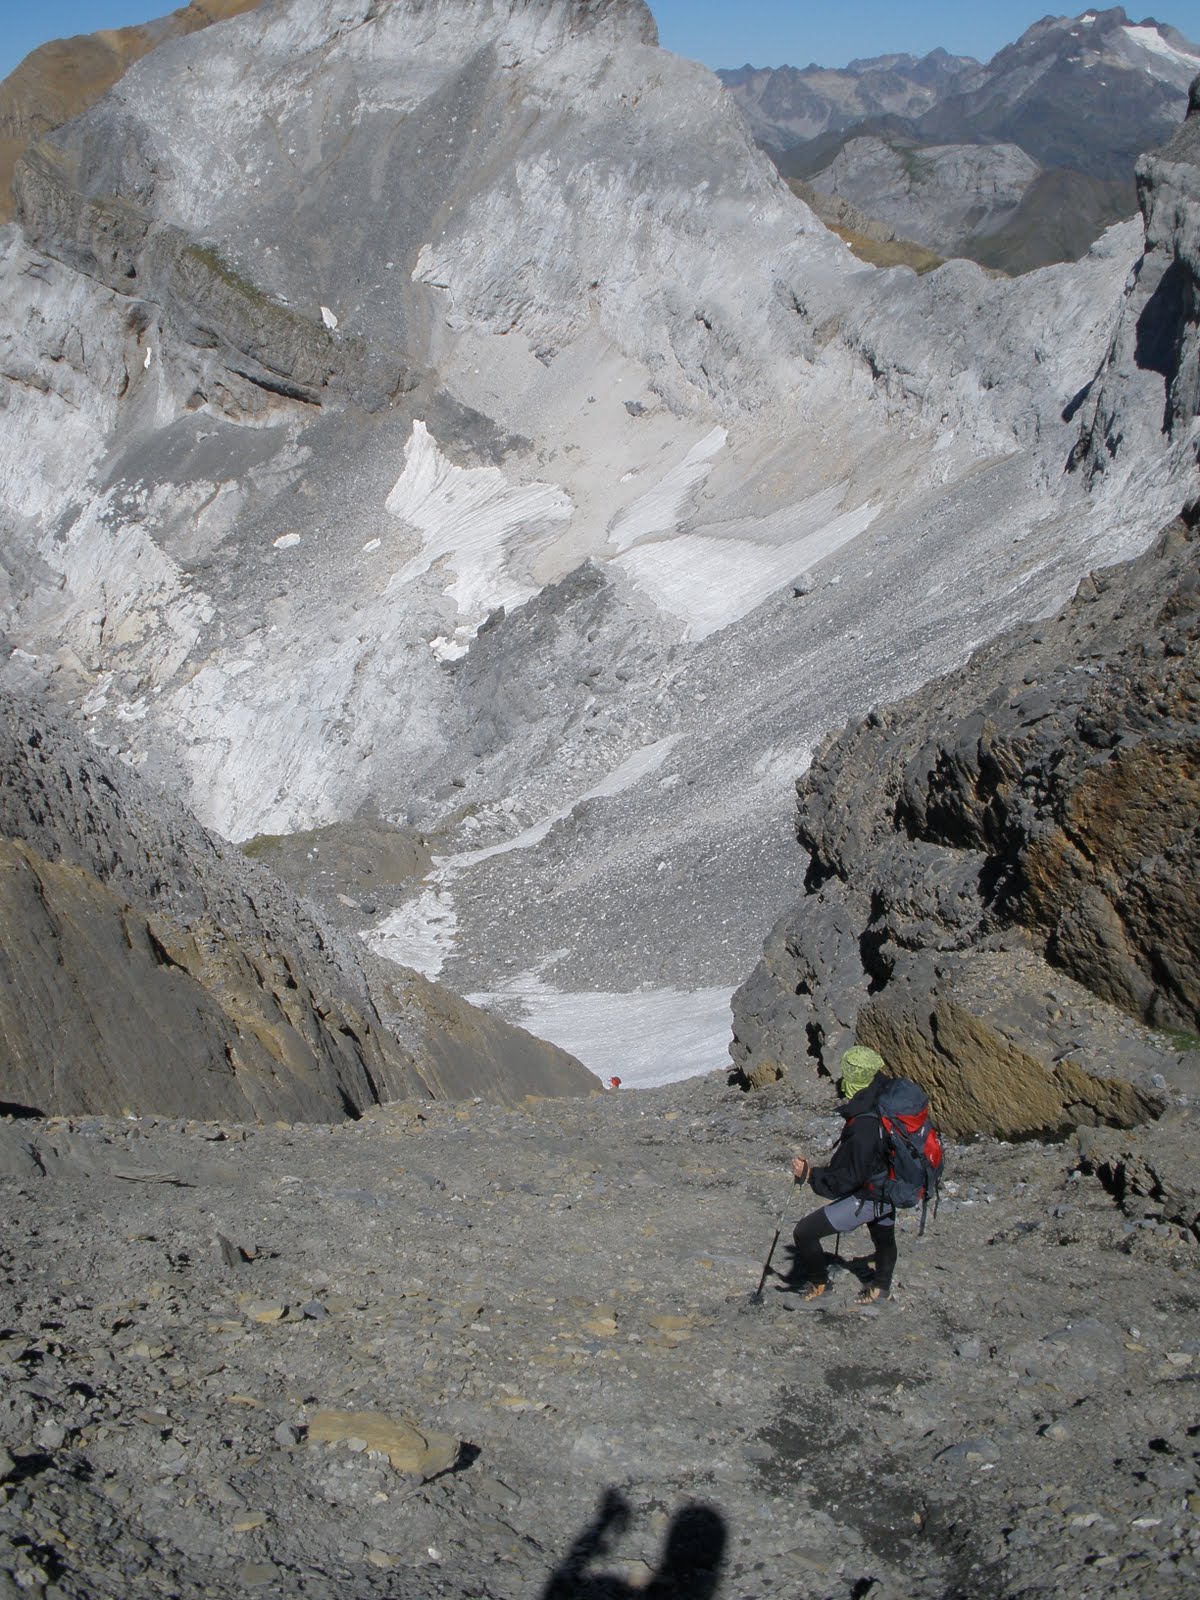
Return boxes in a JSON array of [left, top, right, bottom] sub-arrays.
[[608, 1076, 622, 1090], [787, 1046, 898, 1307]]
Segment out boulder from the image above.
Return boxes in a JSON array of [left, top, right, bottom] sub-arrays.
[[306, 1409, 459, 1479]]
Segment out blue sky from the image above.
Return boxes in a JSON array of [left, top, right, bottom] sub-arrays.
[[4, 1, 1200, 82]]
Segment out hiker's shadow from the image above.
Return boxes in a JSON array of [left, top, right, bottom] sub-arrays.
[[541, 1488, 727, 1599]]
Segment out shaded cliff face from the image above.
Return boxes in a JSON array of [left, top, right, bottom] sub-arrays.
[[0, 692, 597, 1120], [0, 1, 269, 223], [1074, 74, 1200, 478], [731, 510, 1200, 1139]]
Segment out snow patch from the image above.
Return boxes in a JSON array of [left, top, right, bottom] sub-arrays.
[[606, 427, 727, 552], [1123, 25, 1200, 76], [430, 634, 470, 661], [366, 887, 458, 979], [273, 532, 301, 550], [385, 421, 573, 643], [320, 305, 338, 329], [616, 496, 878, 641], [468, 981, 735, 1087], [751, 743, 813, 797]]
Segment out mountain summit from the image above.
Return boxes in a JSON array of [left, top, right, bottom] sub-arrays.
[[723, 7, 1200, 271]]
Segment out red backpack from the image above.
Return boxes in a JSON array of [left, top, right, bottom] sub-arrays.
[[861, 1078, 945, 1232]]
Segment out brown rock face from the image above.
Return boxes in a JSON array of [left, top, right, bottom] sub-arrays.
[[0, 837, 390, 1122], [731, 511, 1200, 1137], [0, 2, 267, 222], [0, 691, 598, 1120], [855, 958, 1163, 1141]]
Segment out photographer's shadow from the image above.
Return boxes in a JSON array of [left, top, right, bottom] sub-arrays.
[[542, 1488, 727, 1599]]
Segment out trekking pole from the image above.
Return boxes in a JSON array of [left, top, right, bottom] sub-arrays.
[[750, 1173, 798, 1304]]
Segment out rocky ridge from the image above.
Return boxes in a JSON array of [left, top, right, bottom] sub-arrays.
[[726, 8, 1200, 272], [0, 689, 597, 1120], [730, 499, 1200, 1153], [802, 136, 1039, 263], [718, 49, 979, 150], [1075, 69, 1200, 478]]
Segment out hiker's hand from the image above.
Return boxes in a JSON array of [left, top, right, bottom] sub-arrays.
[[791, 1156, 810, 1183], [598, 1488, 630, 1536]]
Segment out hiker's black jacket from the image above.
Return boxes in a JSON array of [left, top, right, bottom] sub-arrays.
[[807, 1076, 888, 1202]]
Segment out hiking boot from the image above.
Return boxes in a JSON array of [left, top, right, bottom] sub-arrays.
[[792, 1281, 829, 1309], [853, 1284, 895, 1311]]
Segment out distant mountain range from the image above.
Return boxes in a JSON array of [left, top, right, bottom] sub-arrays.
[[720, 7, 1200, 272]]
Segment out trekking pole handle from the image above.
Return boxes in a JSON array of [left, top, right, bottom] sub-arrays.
[[776, 1168, 800, 1226]]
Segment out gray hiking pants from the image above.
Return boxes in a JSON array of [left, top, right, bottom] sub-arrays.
[[790, 1195, 896, 1290]]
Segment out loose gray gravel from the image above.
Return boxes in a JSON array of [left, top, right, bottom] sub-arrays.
[[1, 1070, 1197, 1598]]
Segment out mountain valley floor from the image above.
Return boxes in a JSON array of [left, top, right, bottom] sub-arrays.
[[1, 1067, 1197, 1599]]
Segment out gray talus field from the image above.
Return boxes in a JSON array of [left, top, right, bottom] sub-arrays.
[[1, 1065, 1197, 1599]]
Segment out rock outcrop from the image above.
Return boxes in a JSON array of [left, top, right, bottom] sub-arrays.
[[731, 508, 1200, 1138], [805, 136, 1039, 259], [0, 691, 597, 1120], [0, 1, 268, 223], [1074, 72, 1200, 478]]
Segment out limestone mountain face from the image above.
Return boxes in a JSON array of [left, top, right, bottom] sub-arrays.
[[730, 8, 1200, 272], [731, 509, 1200, 1139], [0, 1, 269, 224], [0, 0, 1196, 1091], [1074, 74, 1200, 480], [804, 136, 1040, 260], [0, 690, 597, 1119]]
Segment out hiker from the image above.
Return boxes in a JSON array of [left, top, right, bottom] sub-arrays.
[[787, 1046, 897, 1307]]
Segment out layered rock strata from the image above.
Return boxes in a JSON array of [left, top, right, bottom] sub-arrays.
[[0, 692, 596, 1119]]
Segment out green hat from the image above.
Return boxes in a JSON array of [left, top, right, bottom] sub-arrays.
[[840, 1046, 885, 1098]]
